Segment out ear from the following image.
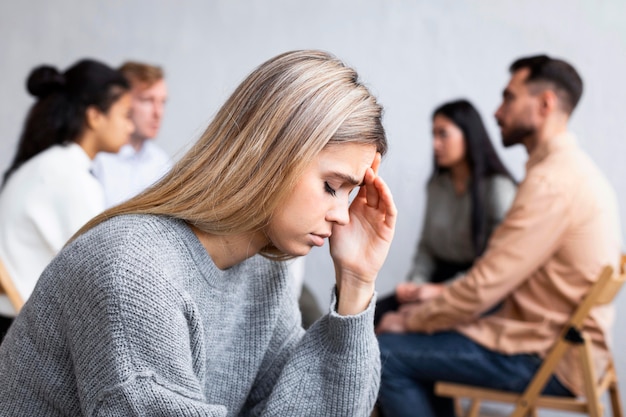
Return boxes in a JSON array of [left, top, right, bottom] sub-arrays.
[[85, 105, 104, 130], [540, 90, 558, 116]]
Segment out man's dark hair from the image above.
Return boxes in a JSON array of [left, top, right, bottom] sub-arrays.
[[510, 55, 583, 115]]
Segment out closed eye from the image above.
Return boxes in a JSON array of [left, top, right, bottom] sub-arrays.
[[324, 182, 337, 197]]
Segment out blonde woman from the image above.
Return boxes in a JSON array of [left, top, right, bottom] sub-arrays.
[[0, 50, 396, 417]]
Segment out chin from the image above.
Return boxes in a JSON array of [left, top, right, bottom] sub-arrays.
[[280, 244, 313, 257], [290, 247, 313, 257]]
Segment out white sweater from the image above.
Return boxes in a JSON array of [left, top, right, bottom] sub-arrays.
[[0, 143, 104, 315]]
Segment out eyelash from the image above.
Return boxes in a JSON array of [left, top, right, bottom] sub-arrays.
[[324, 182, 337, 197]]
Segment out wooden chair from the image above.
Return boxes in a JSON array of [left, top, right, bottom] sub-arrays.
[[435, 255, 626, 417], [0, 256, 23, 312]]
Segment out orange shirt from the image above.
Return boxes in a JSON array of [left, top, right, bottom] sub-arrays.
[[406, 132, 622, 396]]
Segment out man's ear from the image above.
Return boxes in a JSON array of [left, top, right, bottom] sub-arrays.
[[540, 89, 558, 116], [85, 106, 103, 130]]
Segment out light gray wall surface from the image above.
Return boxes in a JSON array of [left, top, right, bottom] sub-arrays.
[[1, 0, 625, 410]]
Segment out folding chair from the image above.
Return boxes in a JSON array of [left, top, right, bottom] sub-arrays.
[[0, 257, 23, 312], [435, 255, 626, 417]]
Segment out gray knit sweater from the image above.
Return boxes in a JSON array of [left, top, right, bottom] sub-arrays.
[[0, 215, 380, 416]]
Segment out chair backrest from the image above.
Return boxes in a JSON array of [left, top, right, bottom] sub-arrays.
[[0, 256, 24, 312], [510, 258, 626, 416], [567, 258, 626, 330]]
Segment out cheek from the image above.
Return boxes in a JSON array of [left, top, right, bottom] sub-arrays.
[[131, 107, 149, 122], [453, 138, 466, 158], [285, 184, 329, 227]]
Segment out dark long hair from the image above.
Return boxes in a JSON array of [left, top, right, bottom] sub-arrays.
[[431, 99, 515, 256], [2, 59, 129, 186]]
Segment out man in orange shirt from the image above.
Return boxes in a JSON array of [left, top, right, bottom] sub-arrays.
[[377, 55, 621, 417]]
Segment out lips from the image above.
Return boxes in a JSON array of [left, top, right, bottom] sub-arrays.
[[310, 233, 330, 247]]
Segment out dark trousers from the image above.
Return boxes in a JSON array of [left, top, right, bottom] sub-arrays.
[[378, 331, 573, 417]]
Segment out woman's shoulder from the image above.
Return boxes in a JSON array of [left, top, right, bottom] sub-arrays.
[[484, 173, 517, 191], [52, 215, 195, 296], [14, 144, 95, 187], [426, 172, 453, 191], [483, 174, 517, 215], [81, 215, 188, 251]]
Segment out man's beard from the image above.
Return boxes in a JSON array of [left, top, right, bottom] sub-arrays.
[[501, 124, 536, 148]]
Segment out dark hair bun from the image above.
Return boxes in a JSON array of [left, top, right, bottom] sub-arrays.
[[26, 65, 65, 98]]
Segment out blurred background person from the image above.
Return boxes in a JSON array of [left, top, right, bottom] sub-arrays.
[[93, 61, 172, 208], [0, 59, 132, 340], [375, 99, 517, 326]]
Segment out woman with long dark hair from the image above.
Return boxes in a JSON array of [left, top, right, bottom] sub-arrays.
[[375, 99, 516, 325], [0, 59, 132, 337]]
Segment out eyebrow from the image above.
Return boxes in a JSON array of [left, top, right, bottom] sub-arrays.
[[328, 171, 362, 186]]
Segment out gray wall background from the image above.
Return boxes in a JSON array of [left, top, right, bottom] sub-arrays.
[[1, 0, 625, 410]]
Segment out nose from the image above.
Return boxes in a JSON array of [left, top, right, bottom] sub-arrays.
[[326, 197, 350, 226], [494, 104, 503, 123], [433, 137, 443, 152], [154, 102, 165, 120]]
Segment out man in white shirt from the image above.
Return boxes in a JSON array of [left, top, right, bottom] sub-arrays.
[[93, 61, 172, 207]]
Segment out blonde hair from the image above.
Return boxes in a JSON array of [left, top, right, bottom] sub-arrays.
[[77, 50, 386, 258], [119, 61, 164, 88]]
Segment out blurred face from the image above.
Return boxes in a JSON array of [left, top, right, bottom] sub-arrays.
[[130, 79, 168, 141], [494, 68, 542, 147], [94, 93, 134, 153], [265, 143, 376, 256], [432, 114, 466, 168]]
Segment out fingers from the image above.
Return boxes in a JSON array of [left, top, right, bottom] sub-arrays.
[[360, 153, 381, 208], [373, 176, 397, 228], [371, 152, 381, 175], [375, 312, 406, 335], [364, 168, 379, 208], [355, 157, 397, 229], [396, 282, 420, 303]]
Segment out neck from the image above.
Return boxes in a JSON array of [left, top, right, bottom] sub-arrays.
[[129, 135, 148, 152], [76, 133, 97, 160], [524, 115, 569, 154], [190, 225, 269, 270], [449, 161, 470, 194]]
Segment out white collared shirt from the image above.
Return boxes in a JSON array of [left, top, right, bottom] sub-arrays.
[[92, 142, 172, 208]]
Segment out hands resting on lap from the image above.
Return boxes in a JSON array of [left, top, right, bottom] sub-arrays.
[[375, 282, 445, 334]]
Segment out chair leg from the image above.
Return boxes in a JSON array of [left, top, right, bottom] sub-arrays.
[[609, 381, 624, 417], [454, 398, 463, 417], [466, 400, 481, 417], [580, 341, 603, 417]]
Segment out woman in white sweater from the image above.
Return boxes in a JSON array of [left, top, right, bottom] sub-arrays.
[[0, 59, 133, 336]]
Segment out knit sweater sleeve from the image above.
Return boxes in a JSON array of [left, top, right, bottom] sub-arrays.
[[244, 290, 380, 417], [88, 282, 379, 417]]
